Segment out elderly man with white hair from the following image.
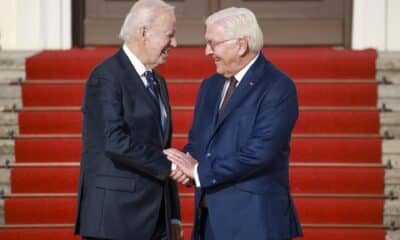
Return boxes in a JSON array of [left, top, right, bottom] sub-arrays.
[[164, 7, 303, 240], [74, 0, 183, 239]]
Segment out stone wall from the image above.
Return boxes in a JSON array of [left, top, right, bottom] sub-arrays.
[[378, 52, 400, 240], [0, 51, 32, 224]]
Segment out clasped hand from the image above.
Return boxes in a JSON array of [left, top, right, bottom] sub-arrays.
[[164, 148, 197, 185]]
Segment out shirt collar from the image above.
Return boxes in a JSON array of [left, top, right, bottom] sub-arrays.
[[233, 52, 260, 83], [122, 44, 151, 77]]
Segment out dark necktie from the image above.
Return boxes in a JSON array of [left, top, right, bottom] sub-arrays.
[[218, 77, 238, 119], [144, 71, 161, 103], [144, 70, 167, 131]]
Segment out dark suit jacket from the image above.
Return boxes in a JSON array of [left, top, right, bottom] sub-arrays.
[[185, 54, 303, 240], [74, 48, 181, 240]]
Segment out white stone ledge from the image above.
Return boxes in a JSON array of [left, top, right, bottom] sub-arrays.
[[0, 99, 22, 109], [0, 113, 18, 125], [384, 140, 400, 154], [0, 126, 18, 138], [377, 52, 400, 70], [0, 199, 3, 225], [384, 155, 400, 168], [379, 99, 400, 111], [387, 230, 400, 240], [0, 85, 21, 98], [0, 71, 25, 84], [380, 85, 400, 98], [385, 200, 400, 229], [0, 155, 15, 164], [377, 71, 400, 84], [0, 140, 14, 155], [0, 169, 10, 195], [382, 127, 400, 139], [382, 112, 400, 125]]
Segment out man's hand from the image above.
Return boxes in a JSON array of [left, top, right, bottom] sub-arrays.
[[171, 223, 183, 240], [164, 148, 197, 179], [170, 167, 191, 185]]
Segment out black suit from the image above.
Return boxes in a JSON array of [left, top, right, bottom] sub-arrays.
[[74, 48, 181, 240]]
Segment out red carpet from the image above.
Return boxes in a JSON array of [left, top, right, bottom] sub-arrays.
[[26, 48, 377, 80], [0, 227, 386, 240], [11, 166, 384, 194], [3, 47, 385, 240], [15, 137, 382, 163], [22, 82, 377, 107], [5, 196, 384, 224], [18, 109, 380, 134]]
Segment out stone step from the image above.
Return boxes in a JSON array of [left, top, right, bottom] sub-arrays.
[[379, 99, 400, 111], [0, 71, 25, 83], [379, 85, 400, 98], [0, 169, 10, 194], [0, 155, 15, 164], [0, 86, 20, 99], [385, 199, 400, 228], [386, 168, 400, 198], [377, 71, 400, 85], [0, 99, 22, 109], [387, 230, 400, 240], [383, 140, 400, 155], [0, 126, 18, 138], [0, 51, 35, 70], [0, 140, 14, 155], [0, 199, 4, 225], [0, 113, 18, 126], [377, 52, 400, 70]]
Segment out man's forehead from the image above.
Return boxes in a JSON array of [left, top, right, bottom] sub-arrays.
[[205, 23, 225, 39]]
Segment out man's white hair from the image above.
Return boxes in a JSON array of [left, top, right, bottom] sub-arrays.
[[205, 7, 264, 52], [119, 0, 175, 41]]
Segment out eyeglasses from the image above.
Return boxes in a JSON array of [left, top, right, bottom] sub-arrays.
[[205, 39, 237, 51]]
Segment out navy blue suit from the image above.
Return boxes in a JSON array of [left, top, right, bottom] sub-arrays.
[[75, 48, 181, 240], [185, 54, 303, 240]]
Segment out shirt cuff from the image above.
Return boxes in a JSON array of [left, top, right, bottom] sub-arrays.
[[171, 163, 176, 171], [194, 163, 201, 187], [171, 219, 181, 225]]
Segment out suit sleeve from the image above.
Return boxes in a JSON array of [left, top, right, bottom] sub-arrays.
[[168, 179, 181, 220], [197, 78, 299, 188], [99, 70, 171, 182]]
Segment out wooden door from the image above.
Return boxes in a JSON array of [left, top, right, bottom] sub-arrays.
[[81, 0, 214, 46], [76, 0, 352, 47], [219, 0, 353, 47]]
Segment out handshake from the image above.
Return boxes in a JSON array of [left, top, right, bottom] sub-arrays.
[[164, 148, 198, 185]]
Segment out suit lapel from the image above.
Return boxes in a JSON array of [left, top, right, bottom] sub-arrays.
[[211, 55, 266, 138], [203, 75, 226, 149], [116, 49, 164, 143]]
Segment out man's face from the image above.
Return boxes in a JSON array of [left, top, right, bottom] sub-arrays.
[[145, 11, 177, 68], [205, 23, 238, 78]]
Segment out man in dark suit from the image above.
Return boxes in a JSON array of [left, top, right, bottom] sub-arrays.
[[74, 1, 184, 239], [164, 7, 303, 240]]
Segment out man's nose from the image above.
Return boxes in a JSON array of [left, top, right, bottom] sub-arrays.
[[205, 44, 213, 56], [170, 37, 177, 47]]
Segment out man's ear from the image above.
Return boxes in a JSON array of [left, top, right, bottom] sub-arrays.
[[138, 26, 148, 42], [238, 38, 249, 56]]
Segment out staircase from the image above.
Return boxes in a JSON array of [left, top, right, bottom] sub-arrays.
[[0, 47, 398, 240]]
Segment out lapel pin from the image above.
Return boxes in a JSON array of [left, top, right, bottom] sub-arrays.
[[249, 82, 254, 86]]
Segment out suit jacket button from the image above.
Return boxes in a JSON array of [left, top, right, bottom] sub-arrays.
[[206, 153, 212, 158], [212, 179, 216, 184]]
